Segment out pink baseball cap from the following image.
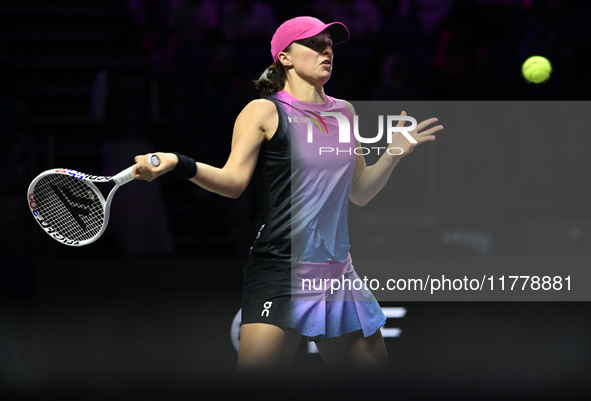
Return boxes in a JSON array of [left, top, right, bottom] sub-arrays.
[[270, 16, 350, 63]]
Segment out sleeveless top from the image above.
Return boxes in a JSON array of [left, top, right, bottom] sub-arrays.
[[248, 90, 355, 266]]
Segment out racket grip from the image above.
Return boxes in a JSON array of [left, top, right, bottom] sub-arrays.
[[112, 154, 160, 185], [112, 165, 135, 185]]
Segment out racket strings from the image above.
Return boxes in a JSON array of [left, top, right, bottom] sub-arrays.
[[34, 174, 105, 242]]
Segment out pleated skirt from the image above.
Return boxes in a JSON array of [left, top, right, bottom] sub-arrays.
[[241, 253, 386, 342]]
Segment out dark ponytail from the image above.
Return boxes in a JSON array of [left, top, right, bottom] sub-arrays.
[[254, 63, 286, 97], [254, 44, 291, 97]]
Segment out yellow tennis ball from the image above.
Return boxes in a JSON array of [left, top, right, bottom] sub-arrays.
[[522, 56, 552, 83]]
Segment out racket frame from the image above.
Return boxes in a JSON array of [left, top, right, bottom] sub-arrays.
[[27, 156, 157, 247]]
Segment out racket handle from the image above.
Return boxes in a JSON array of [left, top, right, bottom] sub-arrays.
[[112, 165, 135, 185], [112, 154, 161, 185]]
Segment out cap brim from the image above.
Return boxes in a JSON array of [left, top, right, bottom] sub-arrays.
[[293, 22, 350, 46], [325, 22, 350, 45]]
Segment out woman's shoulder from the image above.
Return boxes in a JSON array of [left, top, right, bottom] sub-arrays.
[[327, 96, 356, 117], [235, 98, 280, 141], [241, 98, 279, 118]]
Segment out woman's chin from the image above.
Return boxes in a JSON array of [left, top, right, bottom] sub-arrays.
[[317, 72, 332, 84]]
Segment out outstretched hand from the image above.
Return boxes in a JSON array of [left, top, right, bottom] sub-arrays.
[[387, 111, 443, 159], [132, 152, 179, 182]]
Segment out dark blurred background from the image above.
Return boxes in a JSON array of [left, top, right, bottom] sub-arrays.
[[1, 0, 591, 398]]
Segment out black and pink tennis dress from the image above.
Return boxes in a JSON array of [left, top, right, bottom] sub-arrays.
[[241, 90, 386, 341]]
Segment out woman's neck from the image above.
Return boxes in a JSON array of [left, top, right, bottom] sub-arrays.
[[283, 79, 326, 103]]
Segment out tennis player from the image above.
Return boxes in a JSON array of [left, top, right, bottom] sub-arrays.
[[133, 16, 443, 375]]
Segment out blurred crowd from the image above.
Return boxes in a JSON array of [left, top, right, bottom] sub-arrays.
[[1, 0, 590, 262], [115, 0, 591, 153]]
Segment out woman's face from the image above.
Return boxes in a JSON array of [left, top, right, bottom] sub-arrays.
[[281, 31, 334, 85]]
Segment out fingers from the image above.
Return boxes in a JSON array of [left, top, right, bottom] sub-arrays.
[[132, 153, 160, 181], [415, 135, 437, 144], [395, 110, 407, 127], [397, 112, 443, 137], [415, 118, 443, 146], [417, 124, 444, 138], [415, 117, 440, 133], [388, 113, 443, 158]]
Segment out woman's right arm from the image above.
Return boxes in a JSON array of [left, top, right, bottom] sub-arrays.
[[133, 99, 278, 199]]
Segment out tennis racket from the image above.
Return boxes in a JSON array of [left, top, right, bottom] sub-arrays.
[[27, 154, 161, 247]]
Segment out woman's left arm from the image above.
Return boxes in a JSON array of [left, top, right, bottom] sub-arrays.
[[347, 102, 443, 206]]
